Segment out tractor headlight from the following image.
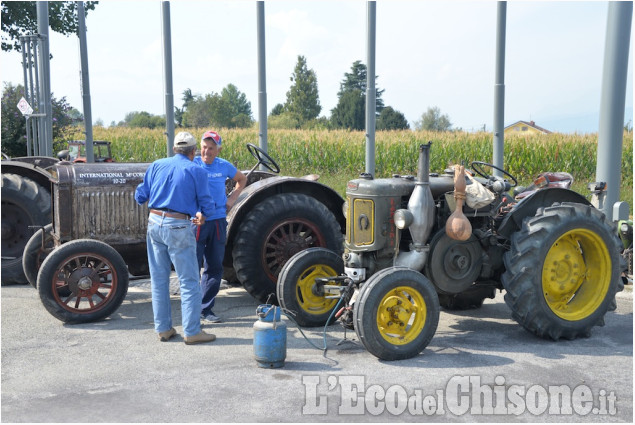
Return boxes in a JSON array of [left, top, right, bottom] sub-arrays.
[[394, 209, 413, 229]]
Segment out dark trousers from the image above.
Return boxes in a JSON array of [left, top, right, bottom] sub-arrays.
[[194, 218, 227, 315]]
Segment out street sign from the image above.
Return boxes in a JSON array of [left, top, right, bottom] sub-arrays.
[[17, 97, 34, 116]]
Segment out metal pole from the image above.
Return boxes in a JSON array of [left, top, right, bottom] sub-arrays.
[[20, 37, 32, 156], [596, 1, 632, 218], [365, 1, 376, 177], [37, 2, 53, 157], [29, 37, 42, 156], [492, 1, 506, 177], [257, 1, 268, 164], [77, 1, 94, 162], [161, 1, 175, 157]]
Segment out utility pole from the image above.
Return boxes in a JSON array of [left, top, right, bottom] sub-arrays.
[[77, 1, 94, 162]]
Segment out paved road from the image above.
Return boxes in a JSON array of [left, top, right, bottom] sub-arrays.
[[1, 279, 632, 422]]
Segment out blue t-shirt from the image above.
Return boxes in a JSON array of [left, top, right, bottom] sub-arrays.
[[135, 154, 215, 218], [193, 156, 238, 220]]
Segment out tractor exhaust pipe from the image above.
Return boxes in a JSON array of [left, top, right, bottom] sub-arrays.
[[395, 142, 435, 270]]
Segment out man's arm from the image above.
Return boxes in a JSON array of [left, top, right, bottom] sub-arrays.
[[226, 170, 247, 211]]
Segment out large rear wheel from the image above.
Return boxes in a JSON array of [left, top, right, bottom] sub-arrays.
[[1, 173, 51, 285], [233, 193, 343, 304], [277, 247, 344, 327], [37, 239, 129, 323], [354, 267, 440, 361], [502, 202, 624, 340]]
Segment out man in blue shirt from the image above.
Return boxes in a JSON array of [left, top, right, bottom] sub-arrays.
[[194, 130, 247, 323], [135, 131, 217, 345]]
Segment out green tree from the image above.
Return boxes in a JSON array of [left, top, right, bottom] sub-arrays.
[[122, 111, 165, 129], [415, 106, 452, 131], [270, 103, 284, 116], [284, 55, 321, 123], [181, 84, 253, 129], [1, 82, 82, 157], [330, 89, 365, 130], [376, 106, 410, 130], [1, 1, 98, 52], [337, 60, 384, 114], [175, 88, 195, 127], [219, 83, 253, 128]]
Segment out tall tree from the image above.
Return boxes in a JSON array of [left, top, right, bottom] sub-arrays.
[[415, 106, 452, 131], [284, 55, 321, 123], [1, 1, 98, 52], [181, 84, 253, 129], [376, 106, 410, 130], [220, 83, 253, 127], [337, 60, 385, 114], [330, 89, 365, 130]]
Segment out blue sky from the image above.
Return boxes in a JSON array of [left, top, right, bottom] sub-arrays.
[[1, 0, 633, 133]]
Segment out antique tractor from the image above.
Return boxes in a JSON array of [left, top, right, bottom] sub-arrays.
[[277, 142, 626, 361], [23, 144, 344, 323]]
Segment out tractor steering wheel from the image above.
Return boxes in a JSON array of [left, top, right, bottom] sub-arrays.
[[471, 161, 518, 187], [246, 143, 280, 174]]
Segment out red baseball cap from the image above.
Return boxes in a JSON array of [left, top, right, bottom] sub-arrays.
[[201, 130, 222, 146]]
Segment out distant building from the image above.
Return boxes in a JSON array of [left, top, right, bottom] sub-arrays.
[[504, 120, 552, 135]]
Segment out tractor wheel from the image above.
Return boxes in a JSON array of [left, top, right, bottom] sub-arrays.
[[1, 173, 51, 285], [37, 239, 129, 324], [23, 223, 54, 289], [438, 285, 496, 310], [354, 267, 440, 361], [233, 193, 343, 304], [502, 202, 624, 340], [277, 247, 344, 327]]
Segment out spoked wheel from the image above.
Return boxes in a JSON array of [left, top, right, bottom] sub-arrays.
[[23, 223, 55, 289], [502, 202, 624, 340], [233, 193, 343, 304], [37, 239, 129, 323], [354, 267, 440, 361], [277, 247, 344, 327]]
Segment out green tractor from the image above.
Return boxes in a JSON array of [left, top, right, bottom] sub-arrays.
[[277, 143, 626, 361]]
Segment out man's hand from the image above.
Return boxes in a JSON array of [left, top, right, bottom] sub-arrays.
[[191, 212, 206, 226]]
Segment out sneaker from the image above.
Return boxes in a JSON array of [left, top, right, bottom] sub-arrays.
[[201, 312, 221, 323], [158, 327, 177, 342], [184, 331, 216, 345]]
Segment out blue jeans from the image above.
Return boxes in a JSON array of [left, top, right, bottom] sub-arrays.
[[147, 214, 202, 337], [193, 218, 227, 315]]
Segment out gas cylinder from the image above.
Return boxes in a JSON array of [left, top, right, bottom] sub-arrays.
[[253, 304, 287, 368]]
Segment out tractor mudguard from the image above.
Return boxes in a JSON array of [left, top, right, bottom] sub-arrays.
[[497, 187, 591, 239]]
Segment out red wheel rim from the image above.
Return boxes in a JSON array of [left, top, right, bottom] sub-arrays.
[[49, 252, 119, 314], [262, 218, 327, 281]]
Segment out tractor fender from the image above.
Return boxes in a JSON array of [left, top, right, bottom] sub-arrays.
[[224, 176, 345, 266], [498, 187, 591, 239], [1, 158, 56, 192]]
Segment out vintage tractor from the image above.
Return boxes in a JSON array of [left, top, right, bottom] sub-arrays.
[[277, 142, 626, 361], [23, 143, 344, 323], [2, 140, 114, 286]]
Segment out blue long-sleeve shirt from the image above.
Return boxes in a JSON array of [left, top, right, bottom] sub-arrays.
[[135, 154, 215, 218]]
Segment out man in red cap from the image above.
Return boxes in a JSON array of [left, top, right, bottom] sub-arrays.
[[194, 130, 247, 323]]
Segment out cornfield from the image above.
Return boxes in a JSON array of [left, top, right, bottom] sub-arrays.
[[63, 127, 633, 210]]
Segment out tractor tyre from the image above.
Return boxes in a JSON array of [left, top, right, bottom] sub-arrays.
[[438, 285, 496, 310], [23, 223, 54, 289], [502, 202, 625, 340], [1, 173, 51, 285], [37, 239, 129, 323], [354, 267, 440, 361], [277, 247, 344, 327], [233, 193, 343, 304]]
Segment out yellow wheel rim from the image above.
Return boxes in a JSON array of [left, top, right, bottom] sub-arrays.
[[296, 264, 339, 315], [542, 228, 611, 321], [376, 286, 427, 345]]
